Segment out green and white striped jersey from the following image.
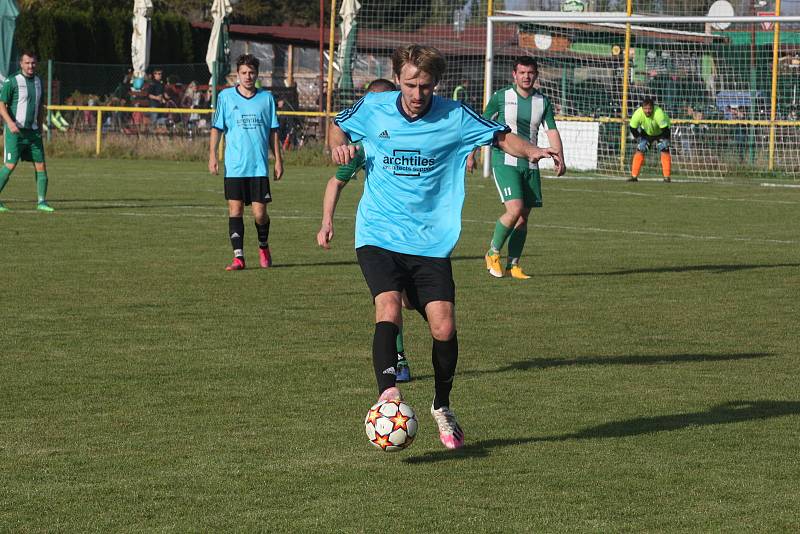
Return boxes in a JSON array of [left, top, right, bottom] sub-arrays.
[[483, 86, 557, 169], [0, 72, 43, 130]]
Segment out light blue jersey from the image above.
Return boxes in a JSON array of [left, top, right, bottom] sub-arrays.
[[212, 86, 279, 178], [335, 91, 508, 258]]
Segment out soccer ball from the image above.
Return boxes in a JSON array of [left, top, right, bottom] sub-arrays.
[[364, 399, 418, 452]]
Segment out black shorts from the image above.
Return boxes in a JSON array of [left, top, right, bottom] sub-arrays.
[[356, 245, 455, 316], [224, 177, 272, 205]]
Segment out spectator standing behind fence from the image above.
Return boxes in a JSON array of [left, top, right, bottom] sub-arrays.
[[180, 81, 201, 131], [147, 68, 166, 127], [628, 97, 672, 183]]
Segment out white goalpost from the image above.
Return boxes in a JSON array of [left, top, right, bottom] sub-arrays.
[[483, 12, 800, 181]]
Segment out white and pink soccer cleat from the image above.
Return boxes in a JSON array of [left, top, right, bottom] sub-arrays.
[[430, 404, 464, 449]]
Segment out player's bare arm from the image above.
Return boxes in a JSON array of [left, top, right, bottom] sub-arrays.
[[317, 177, 347, 249], [495, 131, 559, 165], [466, 148, 480, 173], [0, 102, 20, 134], [208, 128, 221, 174], [328, 124, 358, 165], [546, 130, 567, 176], [270, 129, 284, 180]]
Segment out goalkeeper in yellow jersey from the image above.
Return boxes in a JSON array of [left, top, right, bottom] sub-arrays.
[[628, 97, 672, 183]]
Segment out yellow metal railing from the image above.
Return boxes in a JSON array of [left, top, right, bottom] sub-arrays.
[[48, 103, 799, 158], [46, 105, 334, 156]]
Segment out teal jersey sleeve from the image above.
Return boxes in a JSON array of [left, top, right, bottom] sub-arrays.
[[212, 92, 226, 130], [334, 93, 373, 142], [460, 103, 509, 150], [268, 92, 279, 129], [335, 145, 365, 182]]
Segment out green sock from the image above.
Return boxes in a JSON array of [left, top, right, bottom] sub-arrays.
[[396, 328, 408, 366], [506, 228, 528, 268], [396, 328, 404, 355], [36, 170, 48, 202], [488, 220, 513, 255], [0, 166, 11, 195]]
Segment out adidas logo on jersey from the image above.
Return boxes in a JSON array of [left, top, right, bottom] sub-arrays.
[[378, 130, 390, 139]]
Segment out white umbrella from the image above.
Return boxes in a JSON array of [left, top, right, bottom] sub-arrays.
[[0, 0, 20, 84], [337, 0, 361, 90], [131, 0, 153, 90], [206, 0, 233, 84]]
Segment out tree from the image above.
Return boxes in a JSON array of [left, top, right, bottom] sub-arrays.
[[16, 0, 324, 26]]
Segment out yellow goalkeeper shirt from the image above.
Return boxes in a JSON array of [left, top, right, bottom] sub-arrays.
[[630, 106, 670, 137]]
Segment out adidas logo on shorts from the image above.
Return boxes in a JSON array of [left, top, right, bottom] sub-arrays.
[[382, 366, 396, 375], [378, 130, 390, 139]]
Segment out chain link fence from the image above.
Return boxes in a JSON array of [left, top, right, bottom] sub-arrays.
[[48, 61, 322, 148]]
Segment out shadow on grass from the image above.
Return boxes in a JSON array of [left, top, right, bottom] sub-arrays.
[[411, 352, 772, 382], [269, 255, 485, 269], [47, 199, 215, 211], [501, 351, 772, 372], [562, 263, 800, 276], [404, 400, 800, 464]]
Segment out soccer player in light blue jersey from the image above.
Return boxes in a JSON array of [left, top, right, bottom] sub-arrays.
[[329, 44, 561, 450], [209, 54, 283, 271], [317, 78, 417, 383]]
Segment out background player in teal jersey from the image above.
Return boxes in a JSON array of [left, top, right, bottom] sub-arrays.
[[0, 50, 53, 212], [330, 44, 560, 449], [316, 78, 415, 382], [209, 54, 284, 271], [470, 56, 566, 279], [628, 97, 672, 183]]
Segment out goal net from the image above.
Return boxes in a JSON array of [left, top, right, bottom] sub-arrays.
[[484, 12, 800, 182], [331, 0, 490, 113]]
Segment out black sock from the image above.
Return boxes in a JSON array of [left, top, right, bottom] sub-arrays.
[[373, 322, 400, 394], [229, 217, 244, 256], [256, 219, 270, 249], [431, 332, 458, 409]]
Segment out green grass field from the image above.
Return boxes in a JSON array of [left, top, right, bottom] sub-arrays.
[[1, 158, 799, 532]]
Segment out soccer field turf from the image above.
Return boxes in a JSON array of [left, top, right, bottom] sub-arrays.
[[1, 158, 799, 531]]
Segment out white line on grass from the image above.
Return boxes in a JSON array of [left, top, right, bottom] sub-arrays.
[[461, 219, 800, 245], [548, 186, 800, 205], [19, 209, 798, 246], [760, 182, 800, 189]]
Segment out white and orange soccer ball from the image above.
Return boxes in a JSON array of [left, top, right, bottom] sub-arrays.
[[364, 399, 418, 452]]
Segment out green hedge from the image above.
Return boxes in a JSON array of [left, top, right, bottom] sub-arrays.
[[14, 9, 204, 64]]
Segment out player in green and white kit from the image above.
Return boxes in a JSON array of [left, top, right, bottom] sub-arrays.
[[470, 56, 565, 279], [316, 79, 414, 381], [0, 50, 52, 212]]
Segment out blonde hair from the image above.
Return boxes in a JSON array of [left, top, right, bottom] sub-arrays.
[[391, 45, 446, 83]]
